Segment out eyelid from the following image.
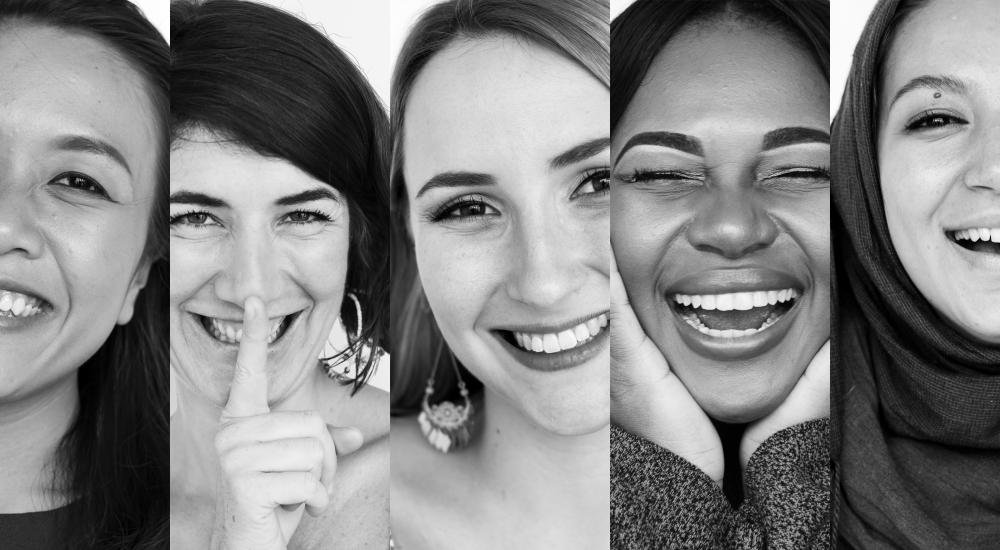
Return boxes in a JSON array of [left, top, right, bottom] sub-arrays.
[[49, 171, 114, 202], [424, 193, 500, 223], [903, 109, 969, 131]]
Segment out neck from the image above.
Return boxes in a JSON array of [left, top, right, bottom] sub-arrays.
[[170, 364, 327, 496], [470, 389, 609, 530], [0, 373, 78, 513]]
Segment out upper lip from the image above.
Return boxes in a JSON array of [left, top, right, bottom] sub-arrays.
[[492, 310, 609, 334], [943, 212, 1000, 231], [0, 277, 53, 306], [187, 305, 308, 322], [666, 267, 805, 296]]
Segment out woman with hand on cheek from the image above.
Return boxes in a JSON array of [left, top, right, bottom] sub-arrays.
[[168, 1, 389, 548], [833, 0, 1000, 546], [610, 0, 831, 547], [0, 1, 168, 548]]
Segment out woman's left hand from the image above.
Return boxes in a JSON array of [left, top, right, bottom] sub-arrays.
[[740, 340, 830, 470]]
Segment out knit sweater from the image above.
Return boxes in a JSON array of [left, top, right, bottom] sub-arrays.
[[611, 419, 830, 549]]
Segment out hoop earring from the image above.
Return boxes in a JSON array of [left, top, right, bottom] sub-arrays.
[[324, 291, 363, 380], [418, 340, 473, 453]]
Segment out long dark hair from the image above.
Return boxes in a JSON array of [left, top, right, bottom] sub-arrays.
[[170, 0, 389, 389], [612, 0, 829, 133], [389, 0, 610, 415], [0, 0, 168, 548]]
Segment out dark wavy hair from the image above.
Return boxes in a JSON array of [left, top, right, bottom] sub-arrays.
[[389, 0, 610, 415], [170, 0, 390, 389], [0, 0, 168, 548], [612, 0, 829, 133]]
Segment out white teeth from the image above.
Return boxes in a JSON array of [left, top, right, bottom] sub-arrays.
[[681, 310, 783, 339], [953, 227, 1000, 244], [207, 316, 286, 345], [672, 289, 799, 311], [0, 290, 45, 318], [511, 313, 608, 354]]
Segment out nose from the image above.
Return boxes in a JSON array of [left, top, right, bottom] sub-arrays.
[[686, 187, 779, 259], [0, 187, 45, 260], [212, 228, 283, 307], [504, 210, 587, 308], [963, 123, 1000, 192]]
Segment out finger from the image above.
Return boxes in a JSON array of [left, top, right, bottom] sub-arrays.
[[215, 411, 330, 453], [219, 438, 325, 477], [236, 472, 328, 515], [609, 254, 647, 352], [223, 296, 270, 419], [329, 426, 364, 456]]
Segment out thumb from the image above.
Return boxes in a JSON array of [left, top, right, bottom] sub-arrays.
[[328, 426, 364, 456]]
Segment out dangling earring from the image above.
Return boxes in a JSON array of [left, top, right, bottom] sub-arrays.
[[324, 292, 363, 380], [418, 340, 473, 453]]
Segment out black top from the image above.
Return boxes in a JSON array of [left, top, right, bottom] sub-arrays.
[[0, 506, 72, 550]]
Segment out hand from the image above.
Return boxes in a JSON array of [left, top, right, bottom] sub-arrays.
[[740, 340, 830, 470], [610, 256, 724, 485], [210, 296, 364, 550]]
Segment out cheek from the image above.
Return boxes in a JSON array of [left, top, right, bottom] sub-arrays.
[[286, 235, 349, 301], [169, 239, 216, 304], [612, 191, 684, 302], [413, 229, 495, 335]]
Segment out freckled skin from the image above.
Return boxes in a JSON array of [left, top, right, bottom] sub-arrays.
[[612, 22, 831, 423], [878, 0, 1000, 344], [0, 25, 157, 399]]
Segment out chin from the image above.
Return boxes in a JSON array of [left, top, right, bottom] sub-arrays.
[[694, 384, 785, 424]]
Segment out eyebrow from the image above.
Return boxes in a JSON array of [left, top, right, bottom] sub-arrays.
[[761, 127, 830, 150], [416, 171, 496, 199], [889, 75, 969, 109], [549, 137, 611, 170], [615, 132, 703, 164], [170, 191, 227, 207], [53, 135, 132, 176], [275, 188, 340, 206]]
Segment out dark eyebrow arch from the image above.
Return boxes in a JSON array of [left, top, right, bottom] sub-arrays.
[[54, 135, 132, 176], [615, 132, 703, 164], [549, 137, 610, 170], [761, 127, 830, 150], [890, 75, 969, 109], [416, 171, 496, 199], [275, 188, 340, 206], [169, 191, 228, 208]]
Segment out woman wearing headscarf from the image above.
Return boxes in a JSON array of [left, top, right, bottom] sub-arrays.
[[832, 0, 1000, 547]]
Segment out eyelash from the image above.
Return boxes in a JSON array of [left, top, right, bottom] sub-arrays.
[[621, 169, 706, 185], [426, 194, 498, 223], [282, 209, 333, 224], [50, 171, 112, 201], [905, 110, 969, 132], [168, 209, 332, 228], [571, 168, 611, 199]]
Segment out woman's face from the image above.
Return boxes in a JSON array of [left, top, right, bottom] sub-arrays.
[[404, 37, 610, 435], [878, 0, 1000, 344], [612, 22, 831, 423], [0, 26, 156, 400], [169, 130, 350, 405]]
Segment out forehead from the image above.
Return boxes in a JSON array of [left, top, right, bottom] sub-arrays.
[[170, 130, 333, 203], [0, 24, 158, 170], [617, 22, 827, 140], [884, 0, 1000, 89], [402, 35, 608, 182]]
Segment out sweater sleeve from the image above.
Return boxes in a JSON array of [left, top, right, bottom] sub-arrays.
[[610, 419, 830, 550]]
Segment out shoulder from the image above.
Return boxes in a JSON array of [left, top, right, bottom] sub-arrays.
[[320, 380, 389, 443]]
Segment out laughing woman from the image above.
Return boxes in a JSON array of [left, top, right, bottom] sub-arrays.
[[0, 0, 167, 548], [833, 0, 1000, 547], [168, 1, 389, 549], [389, 0, 610, 547], [609, 0, 830, 547]]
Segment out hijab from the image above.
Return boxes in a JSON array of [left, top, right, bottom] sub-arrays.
[[832, 0, 1000, 546]]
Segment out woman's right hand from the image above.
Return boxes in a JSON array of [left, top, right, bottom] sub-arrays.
[[210, 297, 363, 550], [610, 257, 724, 485]]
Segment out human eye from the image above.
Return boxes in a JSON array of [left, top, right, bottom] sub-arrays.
[[169, 210, 221, 228], [281, 209, 334, 225], [759, 166, 830, 192], [904, 110, 969, 133], [49, 172, 113, 201], [614, 168, 705, 198], [425, 194, 500, 223], [570, 168, 610, 199]]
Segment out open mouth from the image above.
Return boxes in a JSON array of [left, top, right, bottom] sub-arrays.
[[0, 289, 49, 319], [671, 289, 799, 338], [498, 313, 608, 354], [197, 311, 300, 346], [949, 227, 1000, 254]]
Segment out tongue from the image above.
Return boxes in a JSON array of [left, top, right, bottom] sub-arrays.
[[695, 306, 775, 330]]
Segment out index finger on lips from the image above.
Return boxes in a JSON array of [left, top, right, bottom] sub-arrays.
[[223, 296, 270, 419]]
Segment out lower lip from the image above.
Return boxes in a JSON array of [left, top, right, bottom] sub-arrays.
[[668, 295, 803, 361], [494, 325, 609, 372], [0, 308, 51, 331], [949, 239, 1000, 269]]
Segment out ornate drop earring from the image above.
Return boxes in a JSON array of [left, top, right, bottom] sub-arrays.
[[324, 291, 363, 380], [418, 340, 473, 453]]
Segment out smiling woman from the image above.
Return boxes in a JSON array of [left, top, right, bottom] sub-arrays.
[[609, 0, 830, 547], [0, 0, 168, 548], [167, 1, 390, 548], [832, 0, 1000, 546]]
